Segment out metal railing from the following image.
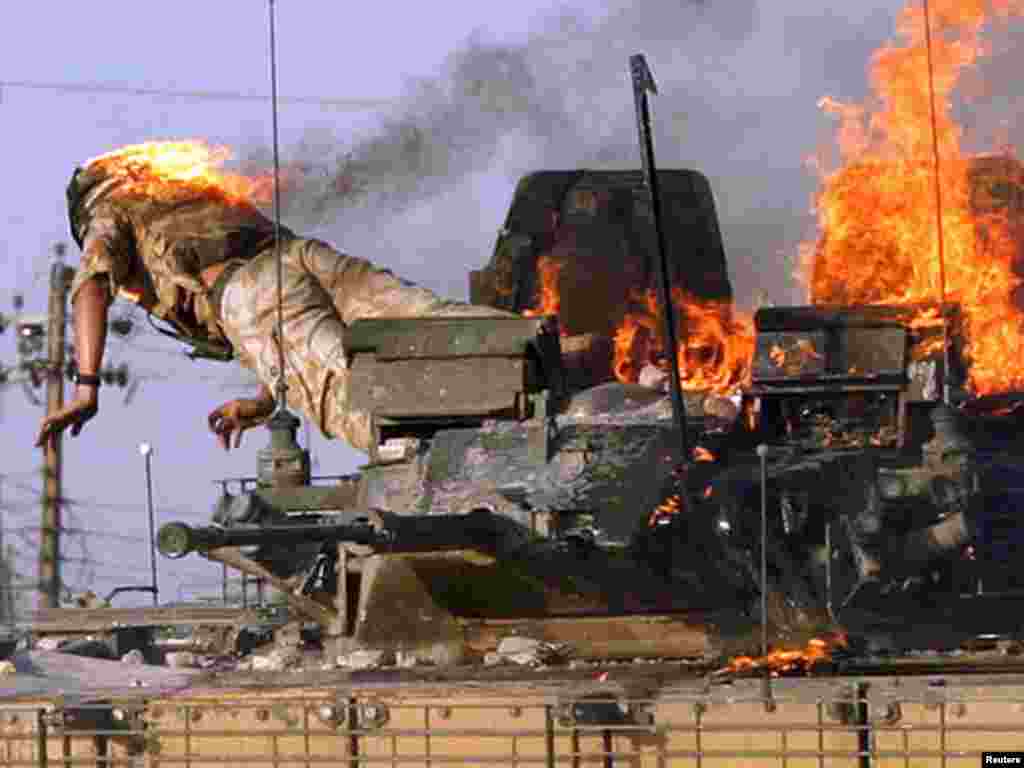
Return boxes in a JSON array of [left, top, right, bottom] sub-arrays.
[[0, 690, 1022, 766]]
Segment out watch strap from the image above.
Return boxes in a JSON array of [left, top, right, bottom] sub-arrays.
[[74, 372, 102, 387]]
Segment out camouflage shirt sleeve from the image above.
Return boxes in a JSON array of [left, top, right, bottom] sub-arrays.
[[68, 207, 137, 304]]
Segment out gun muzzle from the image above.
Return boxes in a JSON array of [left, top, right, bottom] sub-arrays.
[[157, 522, 205, 559], [157, 520, 383, 559]]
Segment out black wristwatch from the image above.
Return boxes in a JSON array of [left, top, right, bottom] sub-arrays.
[[73, 372, 102, 388]]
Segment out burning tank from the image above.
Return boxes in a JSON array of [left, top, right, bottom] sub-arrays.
[[154, 4, 1024, 665], [156, 153, 1024, 664]]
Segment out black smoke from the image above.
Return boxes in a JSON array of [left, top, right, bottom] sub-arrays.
[[258, 2, 908, 305]]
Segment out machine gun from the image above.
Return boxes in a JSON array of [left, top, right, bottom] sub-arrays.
[[158, 509, 529, 562]]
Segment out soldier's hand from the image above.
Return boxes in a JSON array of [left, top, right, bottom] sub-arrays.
[[208, 397, 275, 451], [36, 394, 99, 449]]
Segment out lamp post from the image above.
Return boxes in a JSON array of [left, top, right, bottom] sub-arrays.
[[139, 442, 159, 606]]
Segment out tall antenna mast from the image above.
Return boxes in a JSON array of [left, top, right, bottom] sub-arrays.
[[256, 0, 310, 491], [923, 0, 953, 403], [629, 54, 689, 463], [268, 0, 288, 412]]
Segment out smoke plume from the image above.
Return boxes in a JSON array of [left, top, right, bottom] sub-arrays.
[[256, 1, 971, 306]]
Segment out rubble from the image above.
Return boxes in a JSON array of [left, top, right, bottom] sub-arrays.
[[70, 591, 107, 609], [337, 649, 395, 671], [165, 651, 199, 670], [120, 649, 146, 665], [1000, 640, 1024, 656], [251, 647, 302, 673], [486, 636, 571, 667], [395, 650, 421, 669]]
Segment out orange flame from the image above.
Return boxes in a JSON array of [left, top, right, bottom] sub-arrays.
[[522, 255, 564, 322], [613, 288, 755, 396], [719, 632, 848, 677], [86, 140, 277, 207], [694, 446, 715, 462], [805, 2, 1024, 395], [612, 312, 654, 383], [768, 338, 824, 375], [648, 493, 684, 527]]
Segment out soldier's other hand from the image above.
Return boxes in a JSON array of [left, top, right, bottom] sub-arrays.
[[208, 397, 274, 451], [36, 395, 99, 449]]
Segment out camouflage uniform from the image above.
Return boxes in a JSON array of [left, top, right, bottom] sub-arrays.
[[69, 170, 509, 453], [218, 239, 509, 453]]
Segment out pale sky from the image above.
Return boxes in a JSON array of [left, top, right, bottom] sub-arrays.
[[0, 0, 942, 609]]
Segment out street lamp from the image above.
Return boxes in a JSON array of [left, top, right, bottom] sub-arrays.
[[139, 442, 158, 606]]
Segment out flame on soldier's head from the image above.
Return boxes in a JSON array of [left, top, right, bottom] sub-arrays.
[[86, 140, 276, 207], [805, 0, 1024, 395]]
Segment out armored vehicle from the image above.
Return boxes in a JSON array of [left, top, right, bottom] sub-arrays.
[[158, 167, 1024, 661]]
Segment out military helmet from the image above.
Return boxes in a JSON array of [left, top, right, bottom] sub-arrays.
[[65, 166, 111, 249]]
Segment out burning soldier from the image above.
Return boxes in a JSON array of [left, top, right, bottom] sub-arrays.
[[36, 141, 510, 453]]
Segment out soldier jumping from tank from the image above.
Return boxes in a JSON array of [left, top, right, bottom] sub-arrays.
[[36, 145, 510, 453]]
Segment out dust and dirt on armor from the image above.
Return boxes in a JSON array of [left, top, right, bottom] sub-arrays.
[[36, 149, 510, 453]]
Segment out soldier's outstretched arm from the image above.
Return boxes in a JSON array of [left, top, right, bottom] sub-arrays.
[[207, 383, 276, 451], [35, 275, 110, 448]]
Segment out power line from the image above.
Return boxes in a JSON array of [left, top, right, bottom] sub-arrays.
[[60, 557, 154, 575], [2, 477, 195, 519], [9, 525, 145, 544], [5, 494, 198, 524], [0, 78, 391, 111], [65, 527, 146, 544]]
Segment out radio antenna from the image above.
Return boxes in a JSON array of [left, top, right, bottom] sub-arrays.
[[257, 0, 309, 492], [268, 0, 288, 412], [923, 0, 953, 403], [630, 53, 689, 462]]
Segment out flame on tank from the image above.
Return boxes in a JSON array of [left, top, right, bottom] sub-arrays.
[[613, 289, 755, 396], [648, 493, 684, 527], [804, 1, 1024, 395], [719, 632, 848, 677], [693, 446, 715, 462], [522, 255, 565, 328]]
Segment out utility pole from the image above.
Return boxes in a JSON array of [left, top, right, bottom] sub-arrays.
[[0, 476, 10, 625], [40, 244, 72, 609]]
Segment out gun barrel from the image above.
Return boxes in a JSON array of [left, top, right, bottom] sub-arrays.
[[158, 509, 515, 560], [157, 521, 381, 559]]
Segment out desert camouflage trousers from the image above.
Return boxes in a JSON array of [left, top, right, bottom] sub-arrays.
[[218, 237, 511, 454]]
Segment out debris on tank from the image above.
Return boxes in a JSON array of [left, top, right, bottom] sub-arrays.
[[486, 636, 571, 667], [120, 649, 146, 665], [250, 647, 301, 673], [337, 649, 396, 670], [165, 651, 199, 669]]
